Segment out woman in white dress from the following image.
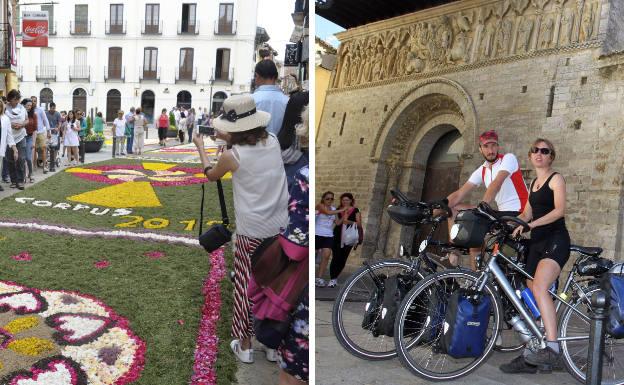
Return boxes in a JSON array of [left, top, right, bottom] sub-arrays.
[[63, 110, 80, 166], [113, 110, 127, 155]]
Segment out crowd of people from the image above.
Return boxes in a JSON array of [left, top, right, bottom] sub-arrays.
[[193, 59, 309, 384]]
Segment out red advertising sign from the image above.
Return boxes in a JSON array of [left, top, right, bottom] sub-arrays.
[[22, 11, 48, 47]]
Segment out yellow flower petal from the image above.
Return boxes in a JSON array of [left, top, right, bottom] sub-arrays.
[[8, 337, 55, 356], [3, 316, 39, 334]]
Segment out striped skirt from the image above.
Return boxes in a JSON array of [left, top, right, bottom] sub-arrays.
[[232, 234, 263, 340]]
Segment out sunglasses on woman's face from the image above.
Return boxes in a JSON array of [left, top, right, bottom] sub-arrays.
[[531, 147, 551, 155], [325, 197, 334, 201]]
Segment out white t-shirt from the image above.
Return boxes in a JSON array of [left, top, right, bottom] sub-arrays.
[[468, 153, 528, 212], [113, 118, 126, 137], [315, 206, 336, 237]]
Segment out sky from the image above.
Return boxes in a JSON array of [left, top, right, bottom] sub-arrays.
[[257, 0, 296, 60], [316, 15, 344, 48]]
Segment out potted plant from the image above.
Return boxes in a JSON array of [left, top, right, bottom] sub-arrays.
[[83, 117, 105, 152], [167, 111, 178, 138]]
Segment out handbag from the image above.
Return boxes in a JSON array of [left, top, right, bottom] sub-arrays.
[[198, 179, 232, 253], [341, 208, 359, 247]]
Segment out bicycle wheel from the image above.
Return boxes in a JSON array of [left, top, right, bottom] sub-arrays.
[[394, 270, 502, 381], [559, 286, 624, 384], [332, 259, 414, 360]]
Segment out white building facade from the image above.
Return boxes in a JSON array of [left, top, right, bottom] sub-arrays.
[[16, 0, 258, 122]]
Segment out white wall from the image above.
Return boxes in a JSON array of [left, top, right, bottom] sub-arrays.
[[16, 0, 258, 120]]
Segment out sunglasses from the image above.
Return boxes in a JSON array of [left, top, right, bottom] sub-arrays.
[[324, 197, 334, 201], [531, 147, 552, 155]]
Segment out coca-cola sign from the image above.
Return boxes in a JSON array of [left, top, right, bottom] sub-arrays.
[[22, 11, 48, 47]]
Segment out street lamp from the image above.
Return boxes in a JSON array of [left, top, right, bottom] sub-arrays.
[[208, 73, 215, 117]]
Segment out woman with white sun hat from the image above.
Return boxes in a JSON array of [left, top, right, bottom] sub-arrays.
[[193, 93, 289, 364]]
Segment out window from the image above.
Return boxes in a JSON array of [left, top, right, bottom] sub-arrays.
[[110, 4, 123, 33], [108, 47, 122, 79], [215, 48, 230, 80], [38, 47, 54, 80], [143, 48, 158, 79], [181, 3, 197, 33], [145, 4, 160, 33], [218, 3, 233, 34], [72, 47, 88, 79], [41, 5, 54, 34], [75, 4, 88, 34], [179, 48, 194, 80]]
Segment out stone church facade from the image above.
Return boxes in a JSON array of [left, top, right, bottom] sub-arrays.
[[316, 0, 624, 264]]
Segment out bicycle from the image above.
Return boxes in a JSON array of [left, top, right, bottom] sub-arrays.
[[331, 191, 524, 361], [393, 202, 623, 383]]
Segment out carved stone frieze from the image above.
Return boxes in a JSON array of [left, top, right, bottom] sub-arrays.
[[332, 0, 602, 89]]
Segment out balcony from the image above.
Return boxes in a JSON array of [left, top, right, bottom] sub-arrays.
[[212, 67, 234, 85], [175, 67, 197, 83], [177, 20, 199, 35], [141, 20, 162, 35], [104, 66, 124, 82], [17, 66, 23, 81], [0, 23, 12, 68], [69, 65, 90, 81], [70, 20, 91, 35], [36, 66, 56, 81], [139, 66, 160, 82], [105, 21, 126, 35], [214, 20, 236, 35]]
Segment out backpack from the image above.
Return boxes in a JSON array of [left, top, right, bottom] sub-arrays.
[[442, 290, 491, 358]]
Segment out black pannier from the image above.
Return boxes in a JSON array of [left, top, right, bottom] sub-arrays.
[[450, 209, 492, 248], [386, 202, 428, 226], [578, 257, 613, 276]]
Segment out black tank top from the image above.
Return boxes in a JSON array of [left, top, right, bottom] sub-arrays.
[[529, 172, 567, 239]]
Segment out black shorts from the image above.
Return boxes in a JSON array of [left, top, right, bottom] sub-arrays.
[[526, 230, 570, 277], [315, 235, 333, 250]]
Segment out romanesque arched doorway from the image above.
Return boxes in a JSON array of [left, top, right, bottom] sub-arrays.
[[72, 88, 87, 113], [176, 91, 191, 109], [141, 90, 155, 122], [364, 79, 477, 260], [106, 89, 121, 122]]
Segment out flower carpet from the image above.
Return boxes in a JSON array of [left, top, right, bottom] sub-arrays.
[[0, 158, 238, 384]]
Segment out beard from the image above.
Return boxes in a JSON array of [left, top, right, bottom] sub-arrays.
[[482, 152, 498, 163]]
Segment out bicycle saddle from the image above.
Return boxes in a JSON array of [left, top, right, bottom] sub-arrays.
[[569, 244, 603, 257]]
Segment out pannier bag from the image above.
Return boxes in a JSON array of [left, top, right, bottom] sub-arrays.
[[603, 263, 624, 338], [442, 290, 491, 358], [377, 275, 411, 337], [361, 274, 386, 336], [450, 209, 491, 248]]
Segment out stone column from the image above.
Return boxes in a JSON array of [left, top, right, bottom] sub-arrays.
[[372, 160, 403, 259]]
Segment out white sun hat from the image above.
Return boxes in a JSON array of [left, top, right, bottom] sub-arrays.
[[213, 94, 271, 133]]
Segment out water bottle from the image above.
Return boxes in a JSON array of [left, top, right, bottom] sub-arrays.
[[509, 315, 533, 343], [521, 287, 541, 319]]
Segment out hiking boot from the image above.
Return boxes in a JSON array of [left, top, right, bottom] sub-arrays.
[[16, 183, 24, 190], [499, 354, 537, 374], [328, 279, 338, 288], [525, 347, 561, 371], [525, 348, 565, 372]]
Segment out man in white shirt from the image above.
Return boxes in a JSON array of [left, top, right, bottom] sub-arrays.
[[4, 89, 28, 190], [444, 130, 528, 269]]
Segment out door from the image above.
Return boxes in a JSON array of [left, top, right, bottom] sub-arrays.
[[72, 88, 87, 113], [39, 47, 54, 79], [108, 47, 122, 79], [181, 3, 196, 33], [176, 91, 191, 109], [110, 4, 123, 33], [73, 47, 88, 78], [179, 48, 193, 80], [145, 4, 159, 33], [141, 90, 155, 123], [106, 89, 121, 122], [143, 48, 157, 79], [218, 3, 233, 33], [75, 4, 88, 33], [215, 49, 230, 80], [413, 129, 463, 254]]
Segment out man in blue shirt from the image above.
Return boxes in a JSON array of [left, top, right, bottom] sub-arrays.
[[252, 60, 288, 136]]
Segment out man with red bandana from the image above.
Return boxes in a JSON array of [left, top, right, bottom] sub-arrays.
[[444, 130, 528, 269]]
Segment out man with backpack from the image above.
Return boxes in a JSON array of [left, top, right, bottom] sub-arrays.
[[442, 130, 528, 269]]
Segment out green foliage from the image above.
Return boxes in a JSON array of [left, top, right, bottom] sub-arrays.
[[84, 132, 105, 141], [169, 112, 176, 126]]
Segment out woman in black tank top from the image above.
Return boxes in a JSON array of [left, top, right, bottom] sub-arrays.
[[500, 139, 570, 373]]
